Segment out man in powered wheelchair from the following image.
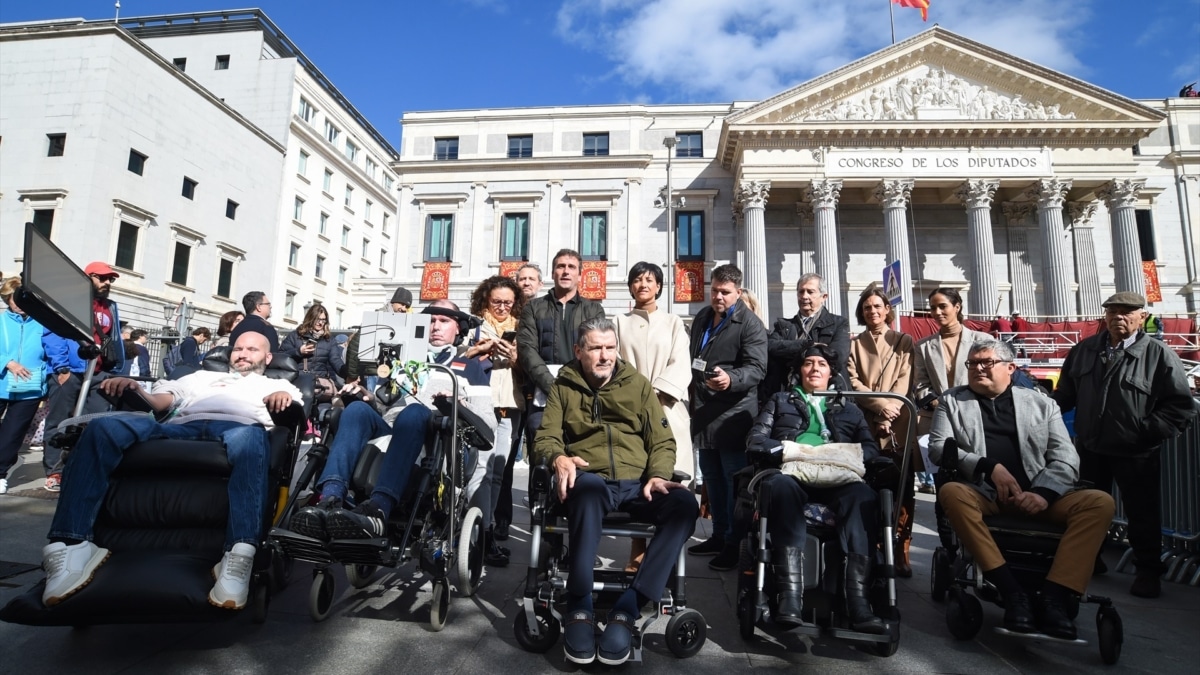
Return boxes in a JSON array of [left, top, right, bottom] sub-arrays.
[[928, 338, 1121, 660], [737, 343, 901, 654], [517, 317, 701, 666]]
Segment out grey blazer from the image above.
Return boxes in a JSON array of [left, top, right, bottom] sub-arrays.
[[928, 385, 1079, 501], [912, 327, 988, 402]]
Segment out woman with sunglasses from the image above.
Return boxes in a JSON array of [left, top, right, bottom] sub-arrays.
[[280, 303, 343, 395]]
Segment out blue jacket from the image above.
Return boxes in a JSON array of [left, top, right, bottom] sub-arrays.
[[42, 300, 125, 374], [0, 310, 48, 400]]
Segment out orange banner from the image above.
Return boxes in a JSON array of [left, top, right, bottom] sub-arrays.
[[420, 262, 451, 300], [675, 262, 706, 303], [580, 261, 606, 300], [498, 261, 523, 280], [1142, 261, 1162, 302]]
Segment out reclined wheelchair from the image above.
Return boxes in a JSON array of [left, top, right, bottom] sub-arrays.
[[269, 360, 491, 630], [513, 464, 707, 662], [0, 347, 311, 626], [733, 390, 908, 658], [930, 439, 1124, 664]]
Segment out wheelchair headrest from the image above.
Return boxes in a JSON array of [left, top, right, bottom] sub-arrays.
[[201, 346, 301, 382]]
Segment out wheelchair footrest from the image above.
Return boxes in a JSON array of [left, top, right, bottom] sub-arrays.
[[828, 622, 898, 644], [994, 627, 1087, 645], [328, 538, 393, 567], [270, 527, 334, 565]]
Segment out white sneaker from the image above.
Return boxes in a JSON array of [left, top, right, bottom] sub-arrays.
[[0, 477, 8, 494], [42, 541, 111, 606], [208, 542, 256, 609]]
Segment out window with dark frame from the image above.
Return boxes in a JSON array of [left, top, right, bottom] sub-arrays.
[[288, 242, 300, 268], [582, 133, 609, 157], [676, 132, 703, 158], [434, 137, 458, 160], [225, 199, 238, 220], [500, 213, 530, 261], [507, 135, 533, 159], [425, 214, 454, 261], [171, 242, 191, 286], [214, 54, 230, 70], [47, 133, 66, 157], [1136, 209, 1157, 261], [182, 177, 197, 200], [217, 259, 234, 298], [172, 57, 187, 72], [676, 211, 705, 260], [115, 222, 138, 270], [127, 149, 147, 175], [315, 255, 325, 278], [32, 209, 54, 238], [579, 212, 607, 260]]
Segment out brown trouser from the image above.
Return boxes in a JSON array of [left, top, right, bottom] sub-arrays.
[[938, 482, 1114, 594]]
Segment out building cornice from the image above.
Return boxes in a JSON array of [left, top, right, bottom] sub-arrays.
[[392, 154, 655, 177], [290, 116, 397, 207]]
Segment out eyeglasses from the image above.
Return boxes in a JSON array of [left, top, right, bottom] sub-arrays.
[[314, 318, 328, 324], [965, 358, 1011, 371], [489, 299, 515, 308], [89, 274, 117, 283], [258, 301, 272, 307]]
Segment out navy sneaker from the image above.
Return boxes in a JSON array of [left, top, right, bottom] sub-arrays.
[[563, 610, 596, 664], [597, 610, 636, 665], [289, 495, 340, 540], [326, 500, 387, 540]]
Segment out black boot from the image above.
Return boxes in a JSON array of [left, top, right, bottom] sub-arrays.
[[844, 554, 886, 634], [771, 546, 804, 628]]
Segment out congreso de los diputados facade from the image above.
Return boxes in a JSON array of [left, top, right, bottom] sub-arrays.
[[386, 27, 1198, 325]]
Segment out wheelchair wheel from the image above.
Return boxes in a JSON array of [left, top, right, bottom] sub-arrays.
[[931, 548, 951, 603], [270, 551, 294, 593], [456, 506, 484, 597], [736, 590, 758, 640], [665, 608, 707, 658], [346, 564, 378, 589], [946, 590, 983, 640], [251, 584, 270, 624], [871, 635, 900, 657], [514, 604, 561, 653], [309, 570, 336, 622], [429, 579, 451, 632], [1097, 606, 1123, 665]]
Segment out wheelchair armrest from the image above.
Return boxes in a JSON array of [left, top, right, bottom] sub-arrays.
[[529, 462, 554, 500], [269, 402, 306, 432], [746, 441, 784, 469], [672, 470, 691, 483], [937, 438, 964, 481]]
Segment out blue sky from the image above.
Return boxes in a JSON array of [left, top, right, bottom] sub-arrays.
[[3, 0, 1197, 147]]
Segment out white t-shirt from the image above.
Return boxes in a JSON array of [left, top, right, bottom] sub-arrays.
[[155, 370, 303, 428]]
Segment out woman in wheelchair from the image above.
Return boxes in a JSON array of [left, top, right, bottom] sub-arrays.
[[745, 343, 886, 634]]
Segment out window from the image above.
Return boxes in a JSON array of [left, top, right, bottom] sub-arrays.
[[225, 199, 238, 220], [337, 266, 347, 288], [214, 54, 230, 70], [336, 308, 344, 327], [284, 291, 296, 318], [507, 135, 533, 159], [115, 221, 139, 270], [298, 150, 309, 176], [379, 249, 387, 269], [182, 177, 197, 200], [579, 212, 607, 260], [217, 258, 234, 298], [384, 175, 394, 191], [298, 97, 315, 123], [425, 215, 453, 261], [583, 133, 609, 157], [323, 169, 333, 192], [47, 133, 66, 157], [382, 212, 389, 231], [345, 140, 359, 162], [365, 200, 373, 222], [361, 237, 369, 259], [325, 120, 340, 145], [500, 213, 529, 261], [434, 137, 458, 160], [293, 196, 304, 222], [1136, 210, 1157, 261], [172, 57, 187, 72], [344, 185, 354, 208], [315, 254, 325, 278], [127, 149, 147, 175], [288, 242, 300, 268], [676, 132, 703, 158], [319, 212, 329, 235], [341, 225, 350, 247], [365, 157, 377, 179], [32, 209, 54, 238], [171, 242, 191, 286], [676, 212, 705, 260]]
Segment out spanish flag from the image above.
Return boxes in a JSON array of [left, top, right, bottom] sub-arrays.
[[892, 0, 930, 21]]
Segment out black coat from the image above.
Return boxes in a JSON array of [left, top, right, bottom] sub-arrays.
[[747, 390, 880, 461], [280, 330, 345, 382], [764, 309, 851, 401], [688, 302, 768, 449]]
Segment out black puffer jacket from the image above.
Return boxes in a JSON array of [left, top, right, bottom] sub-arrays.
[[280, 330, 345, 382], [517, 291, 605, 395], [747, 389, 880, 461]]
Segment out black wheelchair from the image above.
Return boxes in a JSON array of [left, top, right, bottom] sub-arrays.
[[0, 348, 311, 626], [513, 464, 707, 662], [269, 361, 491, 630], [930, 440, 1124, 664]]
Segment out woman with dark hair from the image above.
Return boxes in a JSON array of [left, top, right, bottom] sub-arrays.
[[211, 310, 245, 349], [280, 303, 343, 390], [847, 287, 915, 575], [464, 275, 526, 566]]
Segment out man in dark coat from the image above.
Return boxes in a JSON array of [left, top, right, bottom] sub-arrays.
[[764, 273, 851, 401], [686, 264, 768, 571]]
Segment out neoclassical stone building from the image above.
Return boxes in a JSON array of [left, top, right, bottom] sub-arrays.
[[391, 27, 1198, 323]]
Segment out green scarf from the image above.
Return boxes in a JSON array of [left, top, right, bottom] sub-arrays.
[[792, 387, 830, 446]]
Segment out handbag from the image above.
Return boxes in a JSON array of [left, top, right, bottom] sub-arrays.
[[100, 335, 123, 369], [779, 441, 866, 487]]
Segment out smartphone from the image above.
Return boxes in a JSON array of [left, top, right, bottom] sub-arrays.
[[704, 369, 720, 379], [500, 331, 517, 342]]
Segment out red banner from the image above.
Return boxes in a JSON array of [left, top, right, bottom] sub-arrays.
[[580, 261, 606, 300], [675, 262, 706, 303], [420, 262, 451, 300], [498, 261, 523, 280], [1143, 261, 1163, 303]]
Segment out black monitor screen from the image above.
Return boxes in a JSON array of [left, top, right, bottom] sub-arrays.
[[20, 224, 94, 343]]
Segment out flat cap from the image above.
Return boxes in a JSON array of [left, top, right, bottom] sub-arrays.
[[1101, 291, 1146, 309], [391, 287, 413, 306]]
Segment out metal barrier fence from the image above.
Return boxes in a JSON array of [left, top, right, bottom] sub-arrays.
[[1111, 411, 1200, 586], [142, 331, 213, 380]]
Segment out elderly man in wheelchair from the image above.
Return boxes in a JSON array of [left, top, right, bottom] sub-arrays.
[[928, 338, 1115, 641], [37, 330, 301, 611]]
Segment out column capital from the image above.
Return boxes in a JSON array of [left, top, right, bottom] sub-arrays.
[[736, 180, 771, 210], [624, 177, 642, 186], [1067, 201, 1098, 229], [804, 179, 843, 209], [954, 179, 999, 209], [873, 179, 913, 209], [1001, 201, 1035, 223], [1098, 178, 1145, 209], [1025, 178, 1072, 209], [795, 201, 814, 222]]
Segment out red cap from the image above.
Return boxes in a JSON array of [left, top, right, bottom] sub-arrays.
[[84, 262, 119, 278]]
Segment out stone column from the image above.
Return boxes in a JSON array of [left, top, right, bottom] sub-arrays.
[[1068, 201, 1102, 315], [1027, 179, 1073, 320], [737, 181, 771, 305], [804, 179, 843, 315], [954, 179, 999, 318], [1002, 202, 1037, 316], [873, 179, 915, 310], [795, 202, 814, 277], [730, 201, 745, 273], [1098, 178, 1146, 294]]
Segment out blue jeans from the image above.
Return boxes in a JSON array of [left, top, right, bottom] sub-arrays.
[[49, 415, 270, 549], [698, 447, 748, 542], [318, 401, 430, 507], [318, 401, 392, 493]]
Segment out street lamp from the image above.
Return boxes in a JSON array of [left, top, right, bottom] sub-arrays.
[[162, 297, 195, 334], [657, 135, 685, 312]]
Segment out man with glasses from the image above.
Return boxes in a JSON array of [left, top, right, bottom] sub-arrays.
[[230, 291, 279, 353], [929, 338, 1114, 640], [1054, 292, 1195, 598], [764, 273, 851, 401], [40, 262, 126, 491]]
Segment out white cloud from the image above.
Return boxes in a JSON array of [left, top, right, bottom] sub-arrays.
[[556, 0, 1094, 102]]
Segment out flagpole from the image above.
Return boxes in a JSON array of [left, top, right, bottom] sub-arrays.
[[889, 0, 896, 44]]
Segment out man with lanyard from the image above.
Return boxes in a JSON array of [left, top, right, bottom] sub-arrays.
[[40, 262, 126, 492], [764, 273, 851, 402], [686, 264, 768, 571]]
